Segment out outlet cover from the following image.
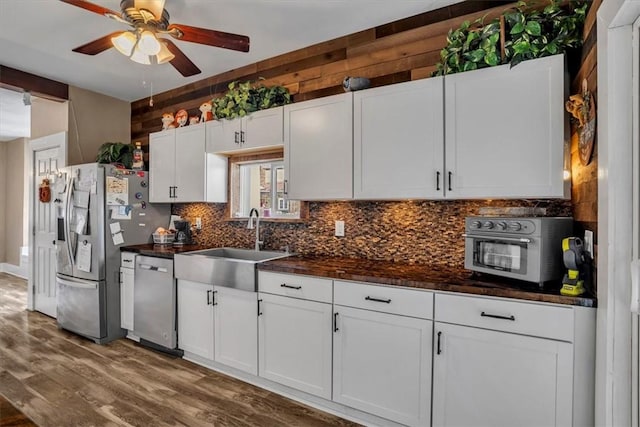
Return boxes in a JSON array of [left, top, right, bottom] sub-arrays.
[[335, 220, 345, 237]]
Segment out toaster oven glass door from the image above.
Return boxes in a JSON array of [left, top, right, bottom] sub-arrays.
[[473, 239, 528, 274]]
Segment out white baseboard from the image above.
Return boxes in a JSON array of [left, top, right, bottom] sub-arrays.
[[1, 262, 28, 279]]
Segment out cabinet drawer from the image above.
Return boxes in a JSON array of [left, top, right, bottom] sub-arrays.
[[258, 272, 332, 303], [334, 280, 433, 320], [435, 293, 574, 342], [121, 252, 136, 268]]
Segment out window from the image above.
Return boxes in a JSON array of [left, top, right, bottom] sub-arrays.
[[230, 158, 301, 219]]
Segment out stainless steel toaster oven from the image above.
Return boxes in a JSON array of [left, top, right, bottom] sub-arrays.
[[464, 216, 573, 287]]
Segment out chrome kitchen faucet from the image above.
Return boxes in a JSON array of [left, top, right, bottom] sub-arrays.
[[247, 208, 263, 251]]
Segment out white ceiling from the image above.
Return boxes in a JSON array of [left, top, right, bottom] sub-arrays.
[[0, 0, 460, 102]]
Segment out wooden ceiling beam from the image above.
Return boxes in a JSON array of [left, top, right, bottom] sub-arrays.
[[0, 65, 69, 101]]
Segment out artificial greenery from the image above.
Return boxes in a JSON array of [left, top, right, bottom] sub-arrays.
[[433, 17, 501, 76], [213, 79, 292, 119], [433, 0, 588, 76], [503, 1, 587, 67], [96, 142, 133, 169]]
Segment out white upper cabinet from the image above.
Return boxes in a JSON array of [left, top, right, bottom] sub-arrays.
[[284, 93, 353, 200], [207, 107, 284, 154], [354, 77, 444, 199], [444, 54, 568, 199], [149, 123, 227, 203]]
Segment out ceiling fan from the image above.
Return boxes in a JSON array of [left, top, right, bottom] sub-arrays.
[[60, 0, 250, 77]]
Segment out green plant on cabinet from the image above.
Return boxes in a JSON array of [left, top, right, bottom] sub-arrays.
[[96, 142, 133, 169], [213, 79, 292, 120], [433, 0, 588, 76]]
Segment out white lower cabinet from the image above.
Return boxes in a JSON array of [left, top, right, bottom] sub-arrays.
[[120, 252, 136, 331], [178, 280, 258, 375], [432, 322, 572, 427], [257, 292, 333, 399], [214, 286, 258, 375], [333, 305, 432, 427], [177, 279, 214, 360]]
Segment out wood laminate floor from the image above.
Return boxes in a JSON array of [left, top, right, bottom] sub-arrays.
[[0, 273, 358, 427]]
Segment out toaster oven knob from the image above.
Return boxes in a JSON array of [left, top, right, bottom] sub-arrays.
[[508, 222, 522, 231], [471, 220, 482, 229], [496, 221, 507, 230], [482, 221, 494, 229]]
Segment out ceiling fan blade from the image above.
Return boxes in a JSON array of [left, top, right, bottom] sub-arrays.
[[163, 39, 201, 77], [59, 0, 121, 18], [168, 24, 250, 52], [72, 32, 122, 55]]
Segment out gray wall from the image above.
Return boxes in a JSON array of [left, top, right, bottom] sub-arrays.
[[0, 142, 6, 263], [3, 138, 26, 266]]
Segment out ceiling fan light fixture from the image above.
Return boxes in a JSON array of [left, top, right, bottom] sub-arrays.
[[111, 31, 137, 56], [134, 0, 166, 21], [156, 40, 175, 64], [130, 46, 151, 65], [138, 30, 161, 55]]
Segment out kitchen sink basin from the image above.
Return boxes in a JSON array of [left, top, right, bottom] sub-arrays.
[[174, 247, 290, 292]]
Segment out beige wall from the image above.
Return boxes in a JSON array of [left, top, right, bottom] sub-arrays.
[[4, 138, 26, 266], [68, 86, 130, 165], [31, 97, 68, 140], [0, 142, 7, 263]]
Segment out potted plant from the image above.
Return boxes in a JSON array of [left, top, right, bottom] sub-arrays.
[[433, 0, 588, 76], [213, 79, 291, 119], [96, 142, 133, 169]]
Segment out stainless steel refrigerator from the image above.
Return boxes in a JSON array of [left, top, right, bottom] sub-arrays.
[[55, 163, 170, 344]]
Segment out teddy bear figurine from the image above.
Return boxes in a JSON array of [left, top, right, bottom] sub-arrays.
[[161, 112, 176, 130], [199, 101, 214, 122]]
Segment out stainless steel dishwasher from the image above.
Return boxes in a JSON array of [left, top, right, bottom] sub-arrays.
[[134, 255, 180, 353]]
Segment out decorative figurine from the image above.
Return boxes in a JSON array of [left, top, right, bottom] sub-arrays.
[[189, 116, 200, 125], [175, 109, 188, 127], [199, 101, 214, 122], [161, 112, 176, 130], [343, 76, 370, 92]]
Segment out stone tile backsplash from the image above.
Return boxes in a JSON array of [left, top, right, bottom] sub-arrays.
[[174, 200, 572, 272]]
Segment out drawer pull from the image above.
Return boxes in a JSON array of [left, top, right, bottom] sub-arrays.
[[258, 299, 263, 316], [280, 283, 302, 290], [481, 311, 516, 321], [437, 331, 442, 355], [206, 290, 212, 305], [365, 296, 391, 304], [334, 312, 339, 332], [213, 290, 218, 306]]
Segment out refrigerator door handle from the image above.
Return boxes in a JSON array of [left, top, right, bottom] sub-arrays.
[[64, 175, 75, 267], [56, 275, 98, 290]]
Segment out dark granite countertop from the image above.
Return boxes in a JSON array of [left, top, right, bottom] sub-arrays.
[[258, 256, 596, 308], [120, 243, 211, 259]]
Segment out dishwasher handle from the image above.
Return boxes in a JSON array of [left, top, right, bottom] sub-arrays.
[[138, 264, 168, 273]]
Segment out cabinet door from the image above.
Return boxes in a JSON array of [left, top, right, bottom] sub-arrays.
[[284, 93, 353, 200], [174, 124, 206, 202], [432, 322, 573, 427], [149, 129, 176, 203], [213, 286, 258, 375], [354, 78, 444, 199], [207, 119, 241, 153], [243, 106, 284, 149], [444, 54, 567, 199], [333, 306, 432, 427], [177, 280, 214, 361], [258, 293, 333, 399], [119, 267, 134, 331]]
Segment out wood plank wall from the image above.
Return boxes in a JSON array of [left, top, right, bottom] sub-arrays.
[[570, 0, 600, 239], [130, 1, 514, 144]]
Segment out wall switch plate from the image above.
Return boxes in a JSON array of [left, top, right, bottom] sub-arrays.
[[335, 220, 345, 237], [195, 217, 202, 230], [584, 230, 593, 256]]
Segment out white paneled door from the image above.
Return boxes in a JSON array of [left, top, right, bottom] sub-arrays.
[[31, 132, 66, 317]]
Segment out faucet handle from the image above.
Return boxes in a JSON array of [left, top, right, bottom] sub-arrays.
[[282, 245, 290, 254]]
